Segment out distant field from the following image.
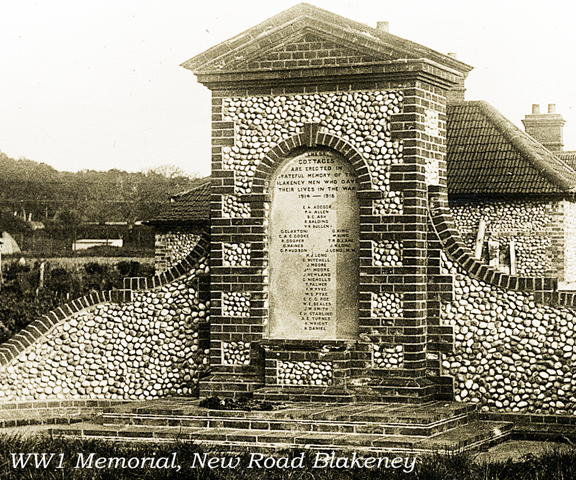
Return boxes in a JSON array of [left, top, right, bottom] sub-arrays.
[[2, 256, 154, 273], [46, 257, 154, 271]]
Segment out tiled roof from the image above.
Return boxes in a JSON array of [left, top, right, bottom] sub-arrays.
[[558, 151, 576, 171], [447, 101, 576, 195], [145, 177, 210, 225]]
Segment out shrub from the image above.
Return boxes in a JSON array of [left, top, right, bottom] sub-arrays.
[[116, 260, 140, 276], [0, 291, 60, 344], [84, 262, 106, 275], [0, 260, 153, 343], [45, 268, 76, 297]]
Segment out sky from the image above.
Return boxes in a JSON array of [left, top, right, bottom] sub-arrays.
[[1, 0, 575, 177]]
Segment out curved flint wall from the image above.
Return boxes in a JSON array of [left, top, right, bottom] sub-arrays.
[[0, 232, 211, 402], [430, 186, 576, 414]]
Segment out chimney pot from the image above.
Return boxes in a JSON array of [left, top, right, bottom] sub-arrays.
[[447, 52, 458, 59], [523, 103, 565, 152], [376, 21, 389, 32]]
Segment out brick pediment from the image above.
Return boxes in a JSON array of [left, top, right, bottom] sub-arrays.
[[229, 29, 394, 72], [182, 3, 472, 76]]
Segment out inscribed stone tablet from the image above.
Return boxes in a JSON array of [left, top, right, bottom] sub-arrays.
[[268, 149, 359, 340]]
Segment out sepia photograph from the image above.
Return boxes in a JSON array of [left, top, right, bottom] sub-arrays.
[[1, 1, 576, 478]]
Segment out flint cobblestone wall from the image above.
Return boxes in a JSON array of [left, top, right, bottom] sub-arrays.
[[449, 199, 558, 278], [0, 258, 210, 402], [277, 360, 333, 386], [441, 251, 576, 414], [373, 344, 404, 369], [154, 228, 203, 274], [208, 87, 416, 392], [221, 90, 403, 195]]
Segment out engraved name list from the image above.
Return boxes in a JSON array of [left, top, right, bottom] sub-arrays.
[[269, 150, 359, 340]]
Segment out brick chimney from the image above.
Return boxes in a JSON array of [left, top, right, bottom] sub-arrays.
[[445, 53, 467, 103], [522, 103, 566, 152]]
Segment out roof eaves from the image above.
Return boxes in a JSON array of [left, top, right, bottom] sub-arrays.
[[143, 219, 209, 227], [471, 101, 576, 193], [170, 178, 211, 201]]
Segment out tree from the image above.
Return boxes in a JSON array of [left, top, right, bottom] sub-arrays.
[[0, 152, 201, 231], [0, 207, 29, 234], [147, 164, 189, 179], [52, 208, 83, 249]]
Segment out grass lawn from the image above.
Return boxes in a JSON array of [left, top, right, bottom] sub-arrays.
[[0, 434, 575, 480]]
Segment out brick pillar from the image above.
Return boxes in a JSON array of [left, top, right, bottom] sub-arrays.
[[201, 93, 266, 399], [390, 81, 449, 379], [390, 87, 428, 378]]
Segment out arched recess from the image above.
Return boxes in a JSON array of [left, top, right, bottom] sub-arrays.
[[252, 125, 373, 194], [252, 125, 373, 341]]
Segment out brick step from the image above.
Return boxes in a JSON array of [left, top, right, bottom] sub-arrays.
[[478, 412, 576, 443], [416, 421, 514, 453], [252, 390, 357, 403], [97, 409, 471, 437], [200, 380, 263, 390], [510, 423, 576, 442], [0, 399, 130, 428], [97, 401, 477, 437], [200, 374, 263, 399], [1, 415, 84, 429], [49, 420, 513, 453], [362, 385, 439, 402], [122, 399, 475, 423], [252, 384, 438, 404]]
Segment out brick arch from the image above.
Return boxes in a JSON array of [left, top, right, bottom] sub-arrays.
[[252, 125, 373, 193]]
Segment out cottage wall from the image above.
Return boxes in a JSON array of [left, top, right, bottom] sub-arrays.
[[154, 226, 203, 274], [449, 199, 563, 278], [426, 186, 576, 414], [562, 200, 576, 284]]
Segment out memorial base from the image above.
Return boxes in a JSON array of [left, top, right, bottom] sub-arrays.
[[199, 337, 453, 403], [252, 380, 440, 404], [259, 340, 354, 389], [199, 373, 264, 400]]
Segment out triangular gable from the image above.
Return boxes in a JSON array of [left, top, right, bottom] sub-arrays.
[[182, 3, 472, 75], [447, 101, 576, 195], [224, 29, 395, 73]]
